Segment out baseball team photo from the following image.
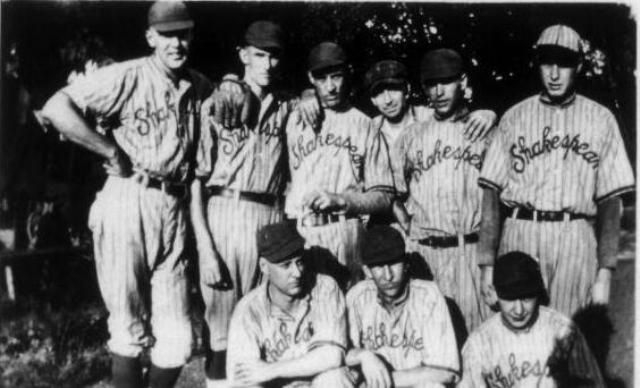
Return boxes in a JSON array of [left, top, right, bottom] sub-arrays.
[[0, 1, 636, 387]]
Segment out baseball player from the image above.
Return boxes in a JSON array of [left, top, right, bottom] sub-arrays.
[[346, 225, 460, 388], [391, 49, 493, 336], [459, 251, 605, 388], [226, 221, 355, 388], [197, 21, 299, 385], [477, 25, 634, 317], [285, 42, 396, 287], [40, 2, 212, 387]]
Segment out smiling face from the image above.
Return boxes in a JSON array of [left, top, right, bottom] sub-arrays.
[[370, 84, 407, 122], [498, 296, 539, 331], [308, 67, 348, 109], [423, 74, 466, 119], [240, 45, 281, 88], [366, 260, 408, 301], [146, 27, 192, 73], [262, 255, 306, 298]]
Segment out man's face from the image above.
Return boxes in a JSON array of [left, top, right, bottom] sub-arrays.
[[498, 296, 539, 331], [240, 46, 281, 88], [308, 68, 347, 109], [423, 75, 465, 118], [264, 255, 306, 298], [370, 84, 407, 122], [146, 28, 192, 72], [367, 260, 407, 300], [539, 62, 578, 101]]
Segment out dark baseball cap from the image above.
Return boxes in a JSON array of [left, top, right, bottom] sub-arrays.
[[244, 21, 285, 52], [364, 60, 408, 94], [493, 251, 547, 301], [420, 48, 464, 84], [148, 1, 194, 32], [362, 225, 406, 266], [257, 221, 305, 264], [308, 42, 348, 74]]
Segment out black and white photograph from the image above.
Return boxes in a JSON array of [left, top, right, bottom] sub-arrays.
[[0, 1, 636, 387]]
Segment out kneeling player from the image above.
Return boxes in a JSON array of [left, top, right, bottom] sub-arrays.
[[346, 225, 460, 388], [459, 251, 605, 387], [226, 221, 354, 388]]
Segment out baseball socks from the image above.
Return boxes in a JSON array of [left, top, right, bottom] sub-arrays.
[[205, 349, 227, 387], [111, 354, 143, 388], [148, 364, 183, 388]]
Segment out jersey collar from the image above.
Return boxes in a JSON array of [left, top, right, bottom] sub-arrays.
[[539, 91, 576, 108], [434, 104, 470, 123], [263, 279, 312, 321]]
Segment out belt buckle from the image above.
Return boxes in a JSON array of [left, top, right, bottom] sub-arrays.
[[532, 210, 538, 222]]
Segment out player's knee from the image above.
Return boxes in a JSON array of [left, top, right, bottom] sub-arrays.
[[150, 328, 193, 368], [311, 367, 356, 388]]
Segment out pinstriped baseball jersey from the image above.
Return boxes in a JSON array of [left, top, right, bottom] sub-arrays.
[[374, 104, 434, 146], [392, 107, 491, 237], [63, 55, 212, 183], [226, 274, 347, 377], [346, 279, 460, 374], [479, 94, 634, 215], [459, 307, 605, 388], [285, 106, 395, 218], [200, 91, 294, 194]]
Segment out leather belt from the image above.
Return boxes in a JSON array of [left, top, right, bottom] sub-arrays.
[[417, 233, 479, 248], [132, 174, 188, 199], [206, 186, 280, 207], [511, 207, 590, 222], [298, 213, 359, 227]]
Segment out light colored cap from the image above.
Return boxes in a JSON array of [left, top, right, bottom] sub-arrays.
[[535, 24, 582, 53]]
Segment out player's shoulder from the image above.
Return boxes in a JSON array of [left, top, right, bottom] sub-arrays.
[[233, 283, 267, 318], [311, 273, 343, 297], [411, 104, 435, 122], [339, 106, 372, 126], [574, 94, 616, 119], [346, 279, 378, 305], [465, 312, 502, 344], [502, 94, 541, 119]]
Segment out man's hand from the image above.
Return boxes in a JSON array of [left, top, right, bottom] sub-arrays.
[[359, 351, 392, 388], [295, 88, 323, 130], [233, 360, 274, 386], [103, 147, 131, 177], [464, 109, 496, 142], [210, 74, 251, 128], [302, 190, 346, 213], [480, 265, 498, 309], [200, 247, 230, 289], [590, 267, 612, 305]]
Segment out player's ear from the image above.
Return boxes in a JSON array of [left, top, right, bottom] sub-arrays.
[[145, 28, 157, 49], [362, 265, 372, 279], [307, 71, 316, 85], [239, 46, 250, 66], [258, 257, 269, 275], [459, 73, 468, 91]]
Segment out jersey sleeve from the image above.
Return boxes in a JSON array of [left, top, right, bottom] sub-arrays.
[[390, 131, 410, 195], [420, 286, 460, 379], [62, 62, 136, 123], [195, 96, 216, 179], [309, 277, 348, 352], [226, 303, 263, 383], [478, 114, 511, 192], [346, 288, 364, 348], [595, 111, 635, 203], [458, 336, 485, 388], [364, 120, 396, 194]]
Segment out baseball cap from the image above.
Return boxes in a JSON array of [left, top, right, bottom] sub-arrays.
[[364, 60, 408, 95], [257, 221, 305, 264], [493, 251, 547, 301], [535, 24, 582, 53], [420, 48, 464, 84], [244, 21, 285, 52], [308, 42, 348, 74], [361, 225, 406, 266], [148, 1, 194, 32]]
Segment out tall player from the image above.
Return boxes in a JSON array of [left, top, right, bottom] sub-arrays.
[[460, 251, 605, 388], [477, 25, 634, 317], [346, 225, 459, 388], [40, 2, 211, 387], [196, 21, 296, 385], [286, 42, 396, 286], [391, 49, 492, 336]]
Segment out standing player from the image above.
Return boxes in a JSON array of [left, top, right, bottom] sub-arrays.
[[226, 221, 354, 388], [346, 225, 459, 388], [196, 21, 294, 385], [460, 251, 605, 388], [391, 49, 492, 335], [286, 42, 395, 286], [477, 25, 634, 317], [41, 2, 212, 387]]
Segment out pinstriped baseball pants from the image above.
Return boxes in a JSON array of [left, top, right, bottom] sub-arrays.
[[499, 217, 598, 318], [202, 196, 283, 350], [406, 240, 489, 334], [89, 176, 192, 368]]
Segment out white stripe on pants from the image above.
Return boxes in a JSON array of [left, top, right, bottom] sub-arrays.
[[499, 217, 598, 318], [202, 196, 283, 350], [89, 176, 192, 368], [406, 239, 489, 333]]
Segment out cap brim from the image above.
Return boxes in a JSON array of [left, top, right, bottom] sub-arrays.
[[264, 239, 305, 264], [309, 60, 346, 74], [152, 20, 194, 32], [363, 252, 406, 267], [495, 283, 545, 301], [369, 78, 407, 94]]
